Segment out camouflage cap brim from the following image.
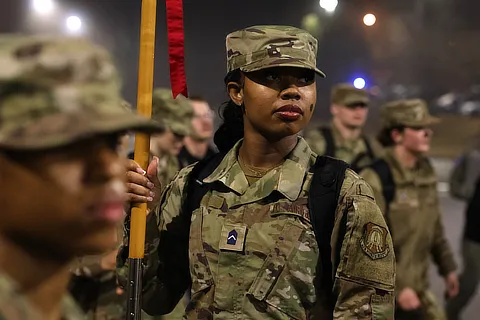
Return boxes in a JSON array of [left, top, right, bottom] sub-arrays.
[[239, 57, 326, 78], [0, 110, 163, 150], [402, 115, 441, 127]]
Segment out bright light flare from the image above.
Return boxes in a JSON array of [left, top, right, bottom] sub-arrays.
[[32, 0, 54, 14], [319, 0, 338, 13], [66, 16, 82, 32], [353, 78, 366, 89], [363, 13, 376, 26]]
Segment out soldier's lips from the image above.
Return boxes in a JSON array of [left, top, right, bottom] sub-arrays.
[[274, 105, 303, 121]]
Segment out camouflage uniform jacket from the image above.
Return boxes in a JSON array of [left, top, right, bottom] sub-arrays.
[[304, 123, 383, 167], [0, 271, 85, 320], [360, 148, 457, 294], [118, 137, 396, 319], [156, 154, 181, 192]]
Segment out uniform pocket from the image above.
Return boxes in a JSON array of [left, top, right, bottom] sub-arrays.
[[247, 219, 318, 320]]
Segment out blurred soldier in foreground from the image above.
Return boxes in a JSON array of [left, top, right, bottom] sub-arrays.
[[304, 83, 383, 171], [447, 140, 480, 320], [177, 95, 216, 168], [0, 35, 161, 319], [360, 99, 459, 320], [68, 101, 148, 320]]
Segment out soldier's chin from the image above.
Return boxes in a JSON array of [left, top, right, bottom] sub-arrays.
[[74, 231, 119, 256]]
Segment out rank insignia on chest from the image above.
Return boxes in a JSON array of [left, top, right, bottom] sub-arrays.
[[219, 223, 247, 252], [360, 222, 390, 260]]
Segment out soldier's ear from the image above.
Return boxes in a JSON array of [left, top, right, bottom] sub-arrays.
[[330, 104, 339, 116], [391, 129, 403, 144], [227, 74, 244, 107]]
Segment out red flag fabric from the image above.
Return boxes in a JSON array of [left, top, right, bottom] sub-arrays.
[[166, 0, 188, 98]]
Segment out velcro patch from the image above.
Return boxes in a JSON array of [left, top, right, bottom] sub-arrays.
[[360, 222, 390, 260], [270, 202, 310, 223]]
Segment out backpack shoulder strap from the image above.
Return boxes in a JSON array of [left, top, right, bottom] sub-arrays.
[[181, 152, 224, 217], [362, 135, 375, 161], [349, 136, 375, 173], [319, 127, 335, 157], [369, 159, 395, 207], [307, 155, 349, 309]]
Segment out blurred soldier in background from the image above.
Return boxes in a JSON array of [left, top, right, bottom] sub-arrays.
[[447, 140, 480, 320], [304, 83, 383, 171], [130, 88, 194, 191], [177, 95, 216, 167], [360, 99, 459, 320], [0, 35, 161, 319]]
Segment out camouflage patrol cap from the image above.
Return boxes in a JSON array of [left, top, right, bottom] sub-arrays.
[[151, 88, 193, 136], [331, 83, 369, 106], [0, 35, 162, 150], [381, 99, 440, 128], [226, 25, 325, 77]]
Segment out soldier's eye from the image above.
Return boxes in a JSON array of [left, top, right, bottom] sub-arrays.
[[298, 71, 315, 84], [265, 72, 280, 82]]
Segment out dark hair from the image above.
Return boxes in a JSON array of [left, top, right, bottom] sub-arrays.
[[377, 126, 405, 147], [213, 70, 244, 153]]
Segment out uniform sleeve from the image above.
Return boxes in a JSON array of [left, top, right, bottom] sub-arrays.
[[303, 128, 326, 156], [332, 170, 396, 320], [430, 210, 457, 277], [116, 166, 193, 316]]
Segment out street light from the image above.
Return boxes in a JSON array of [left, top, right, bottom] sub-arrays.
[[354, 78, 366, 89], [363, 13, 376, 26], [32, 0, 55, 15], [66, 16, 82, 33], [319, 0, 338, 14]]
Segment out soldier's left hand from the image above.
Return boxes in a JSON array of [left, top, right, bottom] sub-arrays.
[[125, 157, 162, 212], [444, 272, 459, 298]]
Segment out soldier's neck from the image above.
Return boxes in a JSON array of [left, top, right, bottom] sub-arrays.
[[184, 136, 210, 158], [332, 118, 362, 141], [239, 129, 296, 168], [0, 236, 71, 320], [393, 145, 418, 169]]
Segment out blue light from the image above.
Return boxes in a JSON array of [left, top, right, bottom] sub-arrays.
[[353, 78, 366, 89]]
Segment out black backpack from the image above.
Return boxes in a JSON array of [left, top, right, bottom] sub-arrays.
[[320, 127, 374, 173], [182, 152, 349, 310], [366, 159, 397, 257]]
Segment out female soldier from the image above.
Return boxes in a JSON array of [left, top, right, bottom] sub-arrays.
[[119, 25, 395, 319], [360, 99, 458, 320], [0, 35, 162, 319]]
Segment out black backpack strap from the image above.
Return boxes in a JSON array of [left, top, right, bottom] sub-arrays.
[[348, 136, 376, 173], [320, 127, 335, 157], [181, 152, 224, 219], [369, 159, 396, 257], [369, 159, 395, 209], [362, 135, 375, 161], [307, 155, 349, 310]]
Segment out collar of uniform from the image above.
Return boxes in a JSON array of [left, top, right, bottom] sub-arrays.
[[0, 271, 85, 319], [330, 122, 361, 150], [203, 137, 312, 201]]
